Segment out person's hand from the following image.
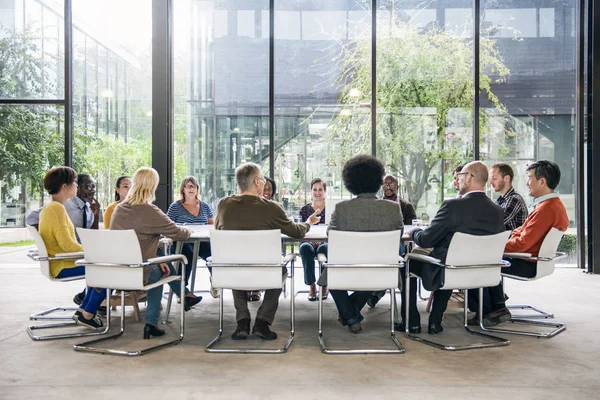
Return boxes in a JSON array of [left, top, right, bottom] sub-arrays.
[[159, 263, 171, 278], [405, 226, 422, 237], [90, 200, 100, 217], [307, 209, 321, 225]]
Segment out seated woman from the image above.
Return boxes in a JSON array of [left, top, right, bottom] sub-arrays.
[[38, 166, 105, 330], [245, 176, 278, 302], [322, 155, 403, 333], [111, 167, 202, 339], [166, 176, 213, 293], [299, 178, 328, 301], [103, 176, 131, 229]]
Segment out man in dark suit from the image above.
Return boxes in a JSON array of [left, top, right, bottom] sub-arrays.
[[402, 161, 505, 334]]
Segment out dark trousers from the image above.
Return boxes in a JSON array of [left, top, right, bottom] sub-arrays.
[[232, 288, 281, 325], [467, 258, 536, 315], [330, 290, 371, 326]]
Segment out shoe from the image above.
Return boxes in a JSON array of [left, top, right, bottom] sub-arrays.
[[210, 286, 220, 298], [367, 295, 379, 309], [248, 291, 261, 302], [394, 321, 421, 334], [321, 287, 328, 300], [348, 322, 362, 334], [467, 315, 481, 326], [73, 289, 85, 306], [484, 307, 512, 326], [252, 318, 277, 340], [337, 315, 347, 326], [308, 283, 317, 302], [72, 310, 81, 321], [428, 322, 444, 335], [184, 296, 202, 311], [76, 313, 104, 330], [231, 318, 251, 340], [143, 323, 166, 339]]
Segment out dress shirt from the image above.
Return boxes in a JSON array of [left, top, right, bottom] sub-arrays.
[[64, 196, 94, 229]]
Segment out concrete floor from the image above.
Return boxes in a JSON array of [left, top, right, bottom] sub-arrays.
[[1, 245, 599, 400]]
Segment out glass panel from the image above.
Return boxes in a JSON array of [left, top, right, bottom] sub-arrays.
[[0, 105, 64, 227], [0, 0, 64, 100], [480, 1, 577, 264], [376, 1, 473, 221], [274, 0, 372, 218], [174, 0, 270, 206], [72, 0, 152, 214]]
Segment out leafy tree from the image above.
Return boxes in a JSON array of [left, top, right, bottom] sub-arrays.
[[327, 21, 510, 206]]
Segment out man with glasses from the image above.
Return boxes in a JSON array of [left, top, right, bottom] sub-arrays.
[[215, 162, 321, 341], [367, 174, 417, 309], [401, 161, 504, 334]]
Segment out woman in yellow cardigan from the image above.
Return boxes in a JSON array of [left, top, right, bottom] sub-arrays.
[[103, 175, 131, 229], [38, 166, 106, 330]]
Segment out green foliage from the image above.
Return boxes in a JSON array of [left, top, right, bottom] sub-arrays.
[[327, 21, 510, 206], [557, 234, 583, 255]]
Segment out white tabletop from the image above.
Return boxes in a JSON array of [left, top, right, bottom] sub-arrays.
[[181, 224, 411, 242]]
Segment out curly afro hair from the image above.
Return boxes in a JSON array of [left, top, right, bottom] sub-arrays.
[[342, 154, 385, 195]]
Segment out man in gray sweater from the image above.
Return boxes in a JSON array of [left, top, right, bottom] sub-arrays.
[[215, 162, 320, 340]]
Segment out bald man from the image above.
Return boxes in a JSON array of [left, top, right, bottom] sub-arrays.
[[400, 161, 505, 334]]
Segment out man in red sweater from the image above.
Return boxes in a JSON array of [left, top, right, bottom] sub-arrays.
[[471, 160, 569, 326]]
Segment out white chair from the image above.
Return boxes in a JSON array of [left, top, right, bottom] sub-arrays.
[[205, 229, 296, 354], [482, 228, 567, 339], [318, 230, 405, 354], [26, 226, 109, 341], [405, 231, 511, 351], [73, 228, 187, 356]]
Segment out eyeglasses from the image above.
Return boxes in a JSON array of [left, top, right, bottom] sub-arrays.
[[457, 172, 474, 178], [382, 182, 397, 188], [256, 176, 266, 183], [81, 183, 96, 190], [184, 184, 198, 189]]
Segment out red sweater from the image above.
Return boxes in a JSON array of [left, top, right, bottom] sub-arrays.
[[504, 197, 569, 257]]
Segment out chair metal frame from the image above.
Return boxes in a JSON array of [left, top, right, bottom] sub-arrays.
[[26, 226, 111, 341], [204, 229, 296, 354], [72, 228, 187, 356], [481, 228, 567, 339], [317, 230, 405, 355], [404, 231, 512, 351]]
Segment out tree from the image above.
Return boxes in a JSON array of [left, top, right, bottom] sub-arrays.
[[327, 21, 510, 207]]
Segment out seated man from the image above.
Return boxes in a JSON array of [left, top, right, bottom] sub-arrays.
[[489, 162, 528, 231], [320, 155, 403, 334], [215, 162, 320, 341], [367, 173, 416, 308], [472, 160, 569, 324], [403, 161, 505, 334]]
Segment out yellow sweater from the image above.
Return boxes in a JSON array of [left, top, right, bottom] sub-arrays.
[[103, 201, 119, 229], [39, 201, 83, 278]]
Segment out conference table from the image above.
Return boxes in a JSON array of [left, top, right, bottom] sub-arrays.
[[162, 224, 413, 322]]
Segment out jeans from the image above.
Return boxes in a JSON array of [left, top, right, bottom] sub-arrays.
[[145, 263, 188, 325], [299, 242, 328, 285], [168, 242, 212, 286], [56, 265, 85, 279], [330, 290, 371, 326], [80, 286, 109, 314]]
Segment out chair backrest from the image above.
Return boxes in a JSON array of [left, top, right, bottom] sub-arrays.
[[325, 199, 342, 225], [326, 230, 402, 291], [445, 230, 511, 266], [209, 229, 282, 264], [442, 230, 511, 290], [328, 230, 401, 265], [209, 230, 284, 290], [77, 228, 143, 265], [535, 227, 566, 279], [27, 225, 51, 279]]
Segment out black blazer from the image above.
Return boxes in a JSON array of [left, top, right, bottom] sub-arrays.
[[411, 192, 505, 264]]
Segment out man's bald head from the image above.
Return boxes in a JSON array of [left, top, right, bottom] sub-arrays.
[[458, 161, 488, 194]]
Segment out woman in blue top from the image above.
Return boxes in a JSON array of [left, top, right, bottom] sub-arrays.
[[166, 176, 213, 291]]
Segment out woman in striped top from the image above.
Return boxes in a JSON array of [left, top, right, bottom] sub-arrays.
[[166, 176, 213, 290]]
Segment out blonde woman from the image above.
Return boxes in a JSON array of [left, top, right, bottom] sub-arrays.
[[103, 176, 131, 229], [111, 167, 201, 339]]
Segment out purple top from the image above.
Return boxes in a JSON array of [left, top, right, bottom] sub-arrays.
[[299, 203, 326, 224]]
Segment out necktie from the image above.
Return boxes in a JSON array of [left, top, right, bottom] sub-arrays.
[[82, 204, 88, 228]]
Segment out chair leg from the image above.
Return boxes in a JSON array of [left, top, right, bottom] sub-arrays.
[[28, 289, 112, 341], [506, 304, 554, 319], [131, 292, 141, 322], [74, 281, 185, 356], [319, 285, 405, 355], [30, 306, 79, 321], [404, 271, 510, 351], [205, 262, 296, 354]]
